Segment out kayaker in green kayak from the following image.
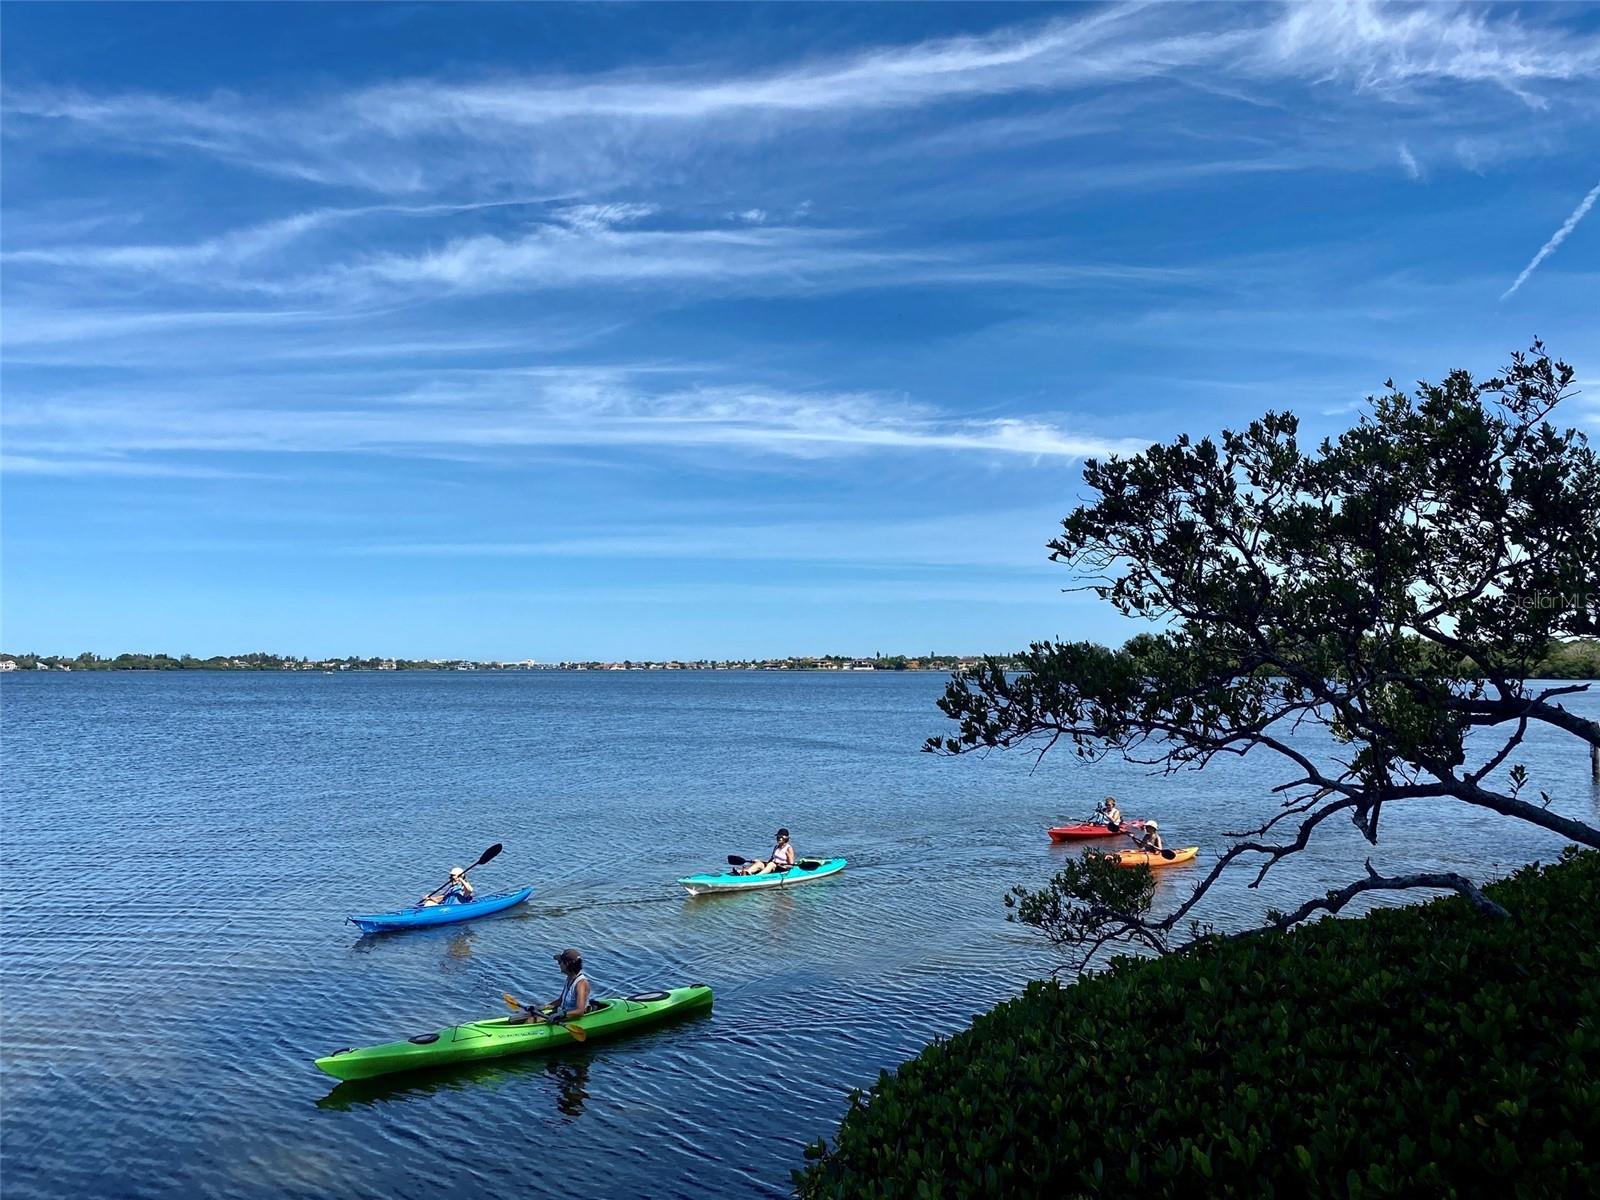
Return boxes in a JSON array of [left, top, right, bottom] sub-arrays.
[[734, 827, 796, 875], [513, 948, 594, 1024], [419, 866, 475, 908]]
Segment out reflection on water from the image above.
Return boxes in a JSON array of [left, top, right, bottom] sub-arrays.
[[549, 1058, 590, 1118], [316, 1049, 595, 1117], [443, 929, 476, 967]]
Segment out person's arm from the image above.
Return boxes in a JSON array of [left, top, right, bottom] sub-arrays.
[[572, 977, 590, 1016]]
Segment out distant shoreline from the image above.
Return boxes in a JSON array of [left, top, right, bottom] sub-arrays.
[[6, 639, 1597, 679], [0, 653, 1002, 674]]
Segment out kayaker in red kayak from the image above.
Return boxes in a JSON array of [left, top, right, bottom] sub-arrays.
[[1093, 796, 1122, 827], [419, 866, 475, 907], [1130, 821, 1163, 853], [735, 828, 797, 875]]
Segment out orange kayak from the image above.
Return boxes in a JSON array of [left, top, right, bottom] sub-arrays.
[[1111, 846, 1198, 868]]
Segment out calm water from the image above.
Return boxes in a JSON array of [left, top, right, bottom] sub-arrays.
[[3, 671, 1597, 1199]]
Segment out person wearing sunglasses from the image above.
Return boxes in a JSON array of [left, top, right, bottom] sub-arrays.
[[735, 828, 797, 875], [512, 948, 593, 1024], [419, 865, 475, 907]]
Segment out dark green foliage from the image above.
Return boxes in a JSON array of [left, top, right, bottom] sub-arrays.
[[1005, 852, 1159, 967], [798, 851, 1600, 1199], [1535, 638, 1600, 680]]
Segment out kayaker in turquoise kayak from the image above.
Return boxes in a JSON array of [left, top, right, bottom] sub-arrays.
[[420, 866, 475, 907], [514, 948, 593, 1023], [734, 827, 796, 875]]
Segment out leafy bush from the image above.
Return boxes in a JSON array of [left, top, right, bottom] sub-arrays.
[[797, 851, 1600, 1199]]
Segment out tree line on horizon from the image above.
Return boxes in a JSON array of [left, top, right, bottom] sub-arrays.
[[0, 650, 1028, 673], [5, 640, 1600, 677]]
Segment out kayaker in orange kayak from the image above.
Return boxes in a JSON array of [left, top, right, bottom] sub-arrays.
[[1130, 821, 1163, 853], [419, 866, 475, 907], [1093, 796, 1122, 827], [735, 828, 796, 875]]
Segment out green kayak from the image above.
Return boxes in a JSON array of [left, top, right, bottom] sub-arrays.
[[314, 984, 713, 1081]]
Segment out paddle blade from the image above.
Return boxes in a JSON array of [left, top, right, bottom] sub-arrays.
[[726, 855, 748, 865], [503, 991, 524, 1012], [565, 1023, 588, 1043], [476, 843, 504, 868]]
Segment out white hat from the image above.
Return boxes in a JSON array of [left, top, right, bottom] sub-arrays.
[[1145, 821, 1158, 830], [449, 866, 465, 877]]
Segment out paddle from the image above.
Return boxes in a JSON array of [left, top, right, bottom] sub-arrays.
[[725, 855, 823, 871], [502, 992, 588, 1041], [1122, 830, 1175, 860], [421, 843, 503, 902]]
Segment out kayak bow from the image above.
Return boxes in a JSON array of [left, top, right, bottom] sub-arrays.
[[347, 886, 533, 934], [314, 984, 713, 1081]]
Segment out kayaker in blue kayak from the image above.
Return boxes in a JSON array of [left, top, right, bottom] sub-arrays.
[[513, 948, 594, 1023], [419, 866, 475, 908], [735, 828, 796, 875]]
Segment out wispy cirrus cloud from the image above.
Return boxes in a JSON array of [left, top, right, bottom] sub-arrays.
[[1, 196, 556, 276], [1397, 142, 1421, 180], [0, 454, 257, 479], [0, 305, 341, 347], [7, 2, 1596, 196], [1, 369, 1143, 472], [346, 508, 1074, 571], [4, 199, 1193, 307], [333, 210, 907, 297], [1260, 1, 1600, 98]]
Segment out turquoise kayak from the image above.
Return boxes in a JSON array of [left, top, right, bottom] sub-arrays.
[[348, 886, 533, 934], [678, 857, 847, 896]]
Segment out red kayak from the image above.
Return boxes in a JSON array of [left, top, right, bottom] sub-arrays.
[[1047, 820, 1147, 843]]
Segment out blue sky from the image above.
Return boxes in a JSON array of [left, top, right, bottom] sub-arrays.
[[3, 2, 1598, 660]]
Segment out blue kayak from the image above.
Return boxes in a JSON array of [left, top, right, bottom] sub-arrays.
[[678, 858, 847, 896], [348, 886, 533, 934]]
